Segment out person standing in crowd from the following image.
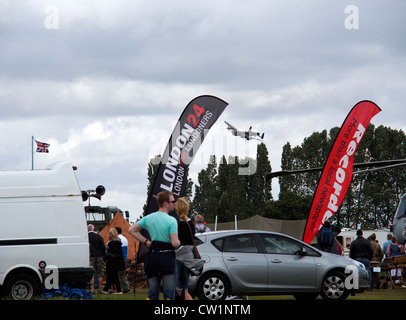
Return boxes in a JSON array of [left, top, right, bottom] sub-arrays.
[[194, 215, 211, 233], [387, 236, 403, 258], [129, 191, 180, 300], [103, 228, 126, 294], [175, 197, 196, 300], [87, 224, 105, 294], [386, 236, 405, 288], [382, 233, 393, 258], [368, 233, 384, 289], [315, 220, 341, 254], [115, 227, 131, 293], [350, 230, 373, 289]]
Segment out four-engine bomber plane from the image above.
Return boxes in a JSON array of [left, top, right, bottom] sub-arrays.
[[225, 121, 264, 141]]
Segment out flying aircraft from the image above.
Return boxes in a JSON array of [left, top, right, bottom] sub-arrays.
[[267, 159, 406, 241], [224, 121, 264, 141]]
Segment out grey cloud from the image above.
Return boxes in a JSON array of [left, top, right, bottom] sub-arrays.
[[0, 0, 405, 221]]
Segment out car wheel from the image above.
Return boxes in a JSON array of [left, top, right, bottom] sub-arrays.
[[197, 272, 230, 300], [320, 271, 349, 301], [5, 273, 41, 300]]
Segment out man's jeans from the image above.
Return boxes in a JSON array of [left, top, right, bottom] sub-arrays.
[[148, 273, 176, 300], [356, 257, 372, 288]]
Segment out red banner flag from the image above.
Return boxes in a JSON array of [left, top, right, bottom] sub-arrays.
[[302, 101, 381, 244]]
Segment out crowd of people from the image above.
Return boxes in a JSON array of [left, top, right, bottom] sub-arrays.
[[128, 191, 205, 300], [88, 191, 207, 299], [88, 224, 131, 294], [89, 195, 406, 299], [315, 221, 406, 290]]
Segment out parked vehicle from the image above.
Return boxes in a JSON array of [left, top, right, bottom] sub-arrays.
[[188, 230, 369, 301], [0, 162, 94, 299]]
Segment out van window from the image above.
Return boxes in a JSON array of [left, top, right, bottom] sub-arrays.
[[86, 212, 106, 222]]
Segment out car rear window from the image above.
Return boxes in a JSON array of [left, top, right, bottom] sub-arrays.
[[194, 236, 204, 246], [212, 238, 224, 251], [224, 235, 259, 253], [211, 235, 259, 253]]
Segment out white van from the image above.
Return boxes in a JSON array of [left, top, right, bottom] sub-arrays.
[[0, 162, 93, 299]]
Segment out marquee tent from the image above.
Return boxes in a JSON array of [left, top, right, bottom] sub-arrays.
[[99, 212, 139, 260], [206, 215, 307, 240]]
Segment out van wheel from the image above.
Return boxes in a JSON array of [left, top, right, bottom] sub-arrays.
[[5, 274, 41, 300]]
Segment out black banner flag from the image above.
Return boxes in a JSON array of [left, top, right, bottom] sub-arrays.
[[145, 95, 228, 215]]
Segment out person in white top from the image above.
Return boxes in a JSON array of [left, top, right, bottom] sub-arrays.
[[115, 227, 130, 293]]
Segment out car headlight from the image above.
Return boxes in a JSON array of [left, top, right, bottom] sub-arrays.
[[351, 259, 366, 270]]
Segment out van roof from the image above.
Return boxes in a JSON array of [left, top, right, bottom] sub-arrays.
[[0, 161, 81, 198]]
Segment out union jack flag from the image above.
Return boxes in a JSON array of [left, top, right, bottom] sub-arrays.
[[35, 140, 50, 153]]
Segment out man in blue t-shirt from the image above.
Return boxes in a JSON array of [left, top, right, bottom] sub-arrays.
[[129, 191, 180, 300], [382, 233, 393, 258]]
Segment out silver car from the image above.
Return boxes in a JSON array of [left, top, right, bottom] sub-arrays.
[[188, 230, 369, 301]]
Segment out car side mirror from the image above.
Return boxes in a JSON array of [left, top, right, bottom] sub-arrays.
[[299, 246, 308, 256]]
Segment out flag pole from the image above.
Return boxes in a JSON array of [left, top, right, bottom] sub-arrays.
[[31, 136, 34, 170]]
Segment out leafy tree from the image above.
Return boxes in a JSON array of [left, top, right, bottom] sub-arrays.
[[217, 156, 248, 222], [192, 143, 273, 222], [246, 143, 272, 215], [142, 155, 161, 216], [280, 125, 406, 229], [143, 155, 193, 216], [280, 142, 294, 193], [280, 130, 331, 196], [145, 125, 406, 228], [264, 191, 312, 220], [192, 155, 220, 222]]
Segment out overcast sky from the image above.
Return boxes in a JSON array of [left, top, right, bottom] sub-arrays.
[[1, 1, 405, 222]]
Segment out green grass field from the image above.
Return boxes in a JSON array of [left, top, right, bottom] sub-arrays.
[[92, 287, 406, 300]]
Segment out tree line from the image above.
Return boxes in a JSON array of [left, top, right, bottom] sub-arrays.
[[144, 124, 406, 230], [279, 124, 406, 229]]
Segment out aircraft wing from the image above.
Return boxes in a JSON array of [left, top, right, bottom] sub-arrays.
[[266, 159, 406, 180], [246, 131, 264, 140], [247, 135, 263, 141], [224, 121, 238, 135]]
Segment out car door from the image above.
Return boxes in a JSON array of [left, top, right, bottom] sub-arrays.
[[221, 234, 268, 294], [258, 233, 318, 292]]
